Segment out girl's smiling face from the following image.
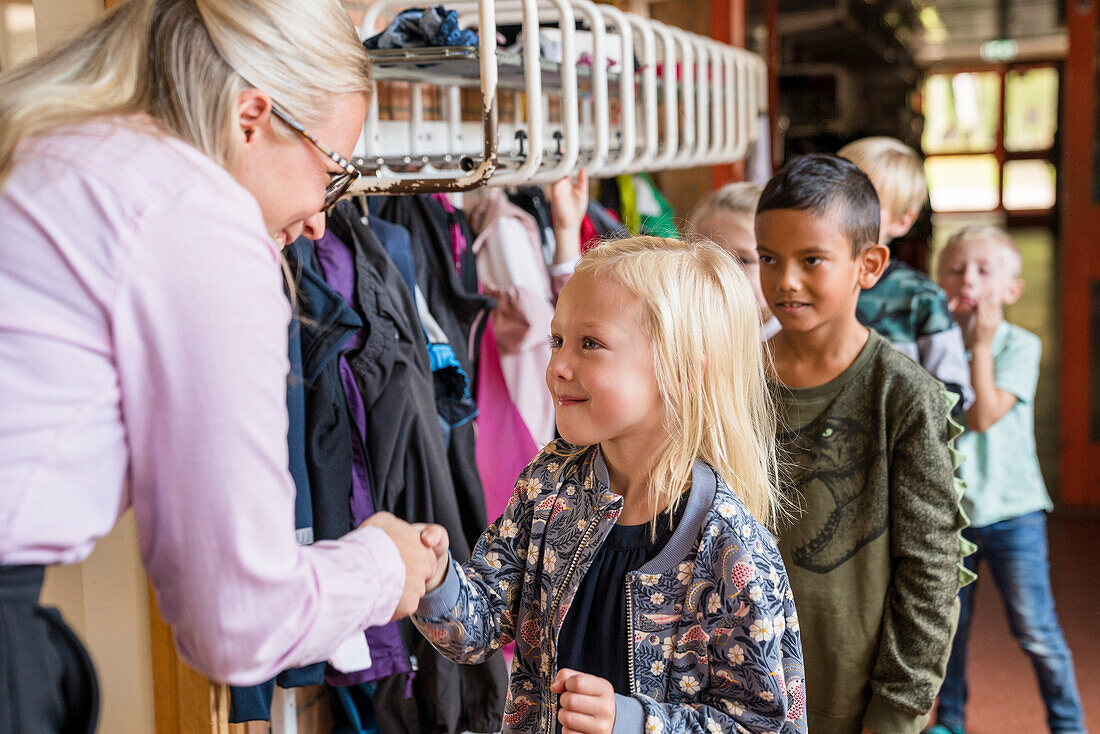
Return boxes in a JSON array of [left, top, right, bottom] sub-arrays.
[[546, 271, 667, 454]]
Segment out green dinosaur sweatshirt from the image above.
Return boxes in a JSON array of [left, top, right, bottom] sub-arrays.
[[771, 330, 971, 734]]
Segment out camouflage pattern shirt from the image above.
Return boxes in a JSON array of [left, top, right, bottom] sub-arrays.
[[856, 262, 974, 413]]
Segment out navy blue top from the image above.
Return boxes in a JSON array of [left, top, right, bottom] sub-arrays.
[[556, 502, 685, 698]]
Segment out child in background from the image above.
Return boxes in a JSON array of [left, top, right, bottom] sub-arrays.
[[415, 236, 806, 734], [688, 182, 781, 339], [756, 154, 970, 734], [838, 137, 974, 416], [929, 226, 1087, 734]]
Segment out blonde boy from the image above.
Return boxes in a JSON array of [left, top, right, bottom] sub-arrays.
[[929, 226, 1086, 734], [839, 137, 974, 415]]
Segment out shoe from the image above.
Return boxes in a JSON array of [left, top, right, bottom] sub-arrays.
[[924, 725, 963, 734]]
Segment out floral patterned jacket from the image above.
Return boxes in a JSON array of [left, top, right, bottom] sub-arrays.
[[412, 441, 807, 734]]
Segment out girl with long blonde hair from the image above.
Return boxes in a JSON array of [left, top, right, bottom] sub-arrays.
[[413, 236, 806, 734], [0, 1, 442, 729]]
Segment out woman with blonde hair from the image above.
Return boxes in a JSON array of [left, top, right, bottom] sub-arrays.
[[0, 1, 442, 730], [412, 236, 806, 734]]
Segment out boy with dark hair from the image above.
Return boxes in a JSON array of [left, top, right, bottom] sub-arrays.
[[756, 154, 973, 734]]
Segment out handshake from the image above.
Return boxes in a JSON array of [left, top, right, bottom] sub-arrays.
[[361, 512, 451, 620]]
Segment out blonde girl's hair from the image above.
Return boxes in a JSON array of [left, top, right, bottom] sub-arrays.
[[0, 0, 372, 187], [687, 181, 764, 228], [575, 236, 783, 529], [837, 136, 928, 220]]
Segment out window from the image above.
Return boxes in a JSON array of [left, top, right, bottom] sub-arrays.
[[923, 65, 1059, 214], [926, 155, 1000, 211], [922, 72, 1001, 154], [1004, 159, 1057, 211], [1005, 67, 1058, 152]]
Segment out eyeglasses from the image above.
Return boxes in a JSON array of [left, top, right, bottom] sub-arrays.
[[269, 104, 360, 212]]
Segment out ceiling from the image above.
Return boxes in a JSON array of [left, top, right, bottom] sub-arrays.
[[915, 0, 1066, 63], [929, 0, 1063, 44]]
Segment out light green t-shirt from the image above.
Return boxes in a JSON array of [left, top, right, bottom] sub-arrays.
[[958, 322, 1053, 527]]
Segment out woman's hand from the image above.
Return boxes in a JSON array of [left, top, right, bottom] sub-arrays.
[[550, 668, 616, 734], [361, 512, 443, 619]]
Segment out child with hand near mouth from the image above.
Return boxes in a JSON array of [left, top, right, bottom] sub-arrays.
[[927, 226, 1087, 734], [756, 154, 972, 734], [415, 236, 806, 734]]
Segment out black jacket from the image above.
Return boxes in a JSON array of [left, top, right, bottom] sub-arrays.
[[366, 196, 495, 549], [327, 203, 507, 733]]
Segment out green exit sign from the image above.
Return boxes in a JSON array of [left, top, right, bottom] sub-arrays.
[[981, 39, 1019, 62]]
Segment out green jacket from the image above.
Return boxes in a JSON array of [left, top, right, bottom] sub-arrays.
[[771, 331, 973, 734]]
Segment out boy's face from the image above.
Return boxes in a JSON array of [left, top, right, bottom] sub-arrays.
[[693, 210, 772, 318], [755, 208, 887, 335], [937, 237, 1023, 315]]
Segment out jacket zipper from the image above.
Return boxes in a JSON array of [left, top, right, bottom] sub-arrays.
[[545, 517, 600, 734], [625, 576, 638, 695]]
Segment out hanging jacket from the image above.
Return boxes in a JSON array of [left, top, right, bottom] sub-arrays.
[[615, 174, 641, 234], [312, 229, 411, 687], [507, 187, 557, 266], [230, 237, 370, 723], [367, 195, 496, 552], [632, 172, 679, 238], [351, 206, 478, 438], [468, 190, 557, 523], [586, 200, 629, 242], [468, 188, 556, 447], [287, 313, 315, 546], [326, 203, 509, 734]]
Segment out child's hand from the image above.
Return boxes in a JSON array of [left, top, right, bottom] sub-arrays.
[[550, 669, 616, 734], [419, 524, 450, 592], [969, 296, 1002, 349], [545, 168, 589, 245]]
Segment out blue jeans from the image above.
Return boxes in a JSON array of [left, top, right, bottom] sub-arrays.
[[936, 512, 1087, 733]]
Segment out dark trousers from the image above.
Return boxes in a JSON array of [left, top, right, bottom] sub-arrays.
[[0, 565, 99, 734]]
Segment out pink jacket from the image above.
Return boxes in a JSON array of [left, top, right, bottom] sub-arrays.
[[468, 190, 563, 522]]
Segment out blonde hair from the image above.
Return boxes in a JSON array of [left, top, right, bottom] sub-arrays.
[[575, 236, 782, 529], [687, 182, 764, 227], [0, 0, 372, 187], [942, 224, 1023, 278], [838, 137, 927, 220]]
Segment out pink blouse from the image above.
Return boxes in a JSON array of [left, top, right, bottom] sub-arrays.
[[0, 119, 403, 685]]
